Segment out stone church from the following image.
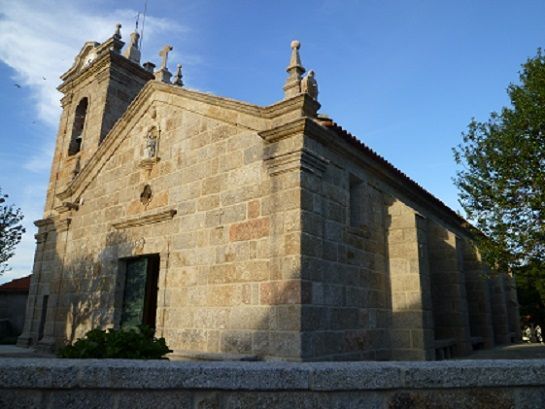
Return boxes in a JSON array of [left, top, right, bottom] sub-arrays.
[[18, 25, 519, 361]]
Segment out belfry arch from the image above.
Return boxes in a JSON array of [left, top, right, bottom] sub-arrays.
[[68, 97, 88, 156]]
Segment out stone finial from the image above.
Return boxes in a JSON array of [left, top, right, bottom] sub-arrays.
[[154, 45, 173, 83], [283, 40, 306, 99], [301, 69, 318, 101], [172, 64, 183, 86], [123, 31, 141, 63], [114, 23, 122, 39], [107, 23, 124, 53]]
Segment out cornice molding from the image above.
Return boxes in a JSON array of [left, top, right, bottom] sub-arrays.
[[111, 208, 177, 230], [34, 218, 54, 229], [264, 147, 329, 177], [259, 117, 308, 143], [58, 52, 153, 94]]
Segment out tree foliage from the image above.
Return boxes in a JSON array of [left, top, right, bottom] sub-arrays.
[[0, 188, 25, 275], [454, 50, 545, 273]]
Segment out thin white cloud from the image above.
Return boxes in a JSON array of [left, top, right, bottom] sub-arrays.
[[0, 1, 196, 283], [0, 1, 188, 126]]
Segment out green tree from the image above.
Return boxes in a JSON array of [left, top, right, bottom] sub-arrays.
[[454, 50, 545, 275], [0, 188, 25, 275]]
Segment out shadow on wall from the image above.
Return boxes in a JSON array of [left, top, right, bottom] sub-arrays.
[[53, 230, 133, 344]]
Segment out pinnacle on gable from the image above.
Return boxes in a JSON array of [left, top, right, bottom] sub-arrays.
[[114, 23, 122, 39], [282, 40, 319, 102], [283, 40, 306, 99], [172, 64, 183, 86], [154, 44, 173, 83], [123, 31, 141, 64], [105, 23, 124, 54]]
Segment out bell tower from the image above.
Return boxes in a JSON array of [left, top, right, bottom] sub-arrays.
[[44, 24, 154, 216]]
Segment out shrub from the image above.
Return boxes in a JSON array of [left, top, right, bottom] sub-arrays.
[[58, 325, 172, 359]]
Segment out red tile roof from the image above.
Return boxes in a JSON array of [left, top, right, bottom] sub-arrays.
[[0, 275, 31, 293]]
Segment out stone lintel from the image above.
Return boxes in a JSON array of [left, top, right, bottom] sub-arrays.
[[111, 208, 177, 229]]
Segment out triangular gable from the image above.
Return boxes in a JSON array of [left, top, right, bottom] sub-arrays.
[[56, 81, 271, 202]]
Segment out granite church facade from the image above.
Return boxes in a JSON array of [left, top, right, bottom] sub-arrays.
[[17, 25, 519, 361]]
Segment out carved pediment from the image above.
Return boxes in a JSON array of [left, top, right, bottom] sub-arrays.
[[61, 42, 100, 81]]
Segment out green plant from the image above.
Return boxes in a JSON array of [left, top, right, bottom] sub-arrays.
[[0, 188, 25, 275], [58, 325, 172, 359]]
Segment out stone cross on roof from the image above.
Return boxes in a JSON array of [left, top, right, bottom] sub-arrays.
[[159, 45, 173, 70]]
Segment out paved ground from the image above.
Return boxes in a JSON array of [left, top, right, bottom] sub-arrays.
[[0, 345, 54, 358], [2, 343, 545, 360], [462, 343, 545, 360]]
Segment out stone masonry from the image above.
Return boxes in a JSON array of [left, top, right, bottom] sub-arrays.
[[17, 25, 519, 361]]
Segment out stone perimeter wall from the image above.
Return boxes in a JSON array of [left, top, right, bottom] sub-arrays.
[[1, 358, 545, 408]]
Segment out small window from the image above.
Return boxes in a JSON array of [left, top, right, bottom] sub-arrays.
[[349, 174, 366, 228], [68, 98, 88, 156], [120, 255, 160, 330]]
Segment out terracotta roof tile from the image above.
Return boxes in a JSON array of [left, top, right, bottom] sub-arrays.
[[0, 275, 31, 293]]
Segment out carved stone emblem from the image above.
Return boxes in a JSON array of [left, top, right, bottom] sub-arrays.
[[140, 184, 152, 206]]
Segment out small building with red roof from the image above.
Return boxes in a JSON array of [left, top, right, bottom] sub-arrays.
[[0, 275, 31, 341]]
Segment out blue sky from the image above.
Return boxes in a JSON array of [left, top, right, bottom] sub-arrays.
[[1, 0, 544, 283]]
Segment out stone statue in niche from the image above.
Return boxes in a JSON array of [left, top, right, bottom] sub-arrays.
[[139, 127, 160, 170], [145, 131, 157, 159]]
